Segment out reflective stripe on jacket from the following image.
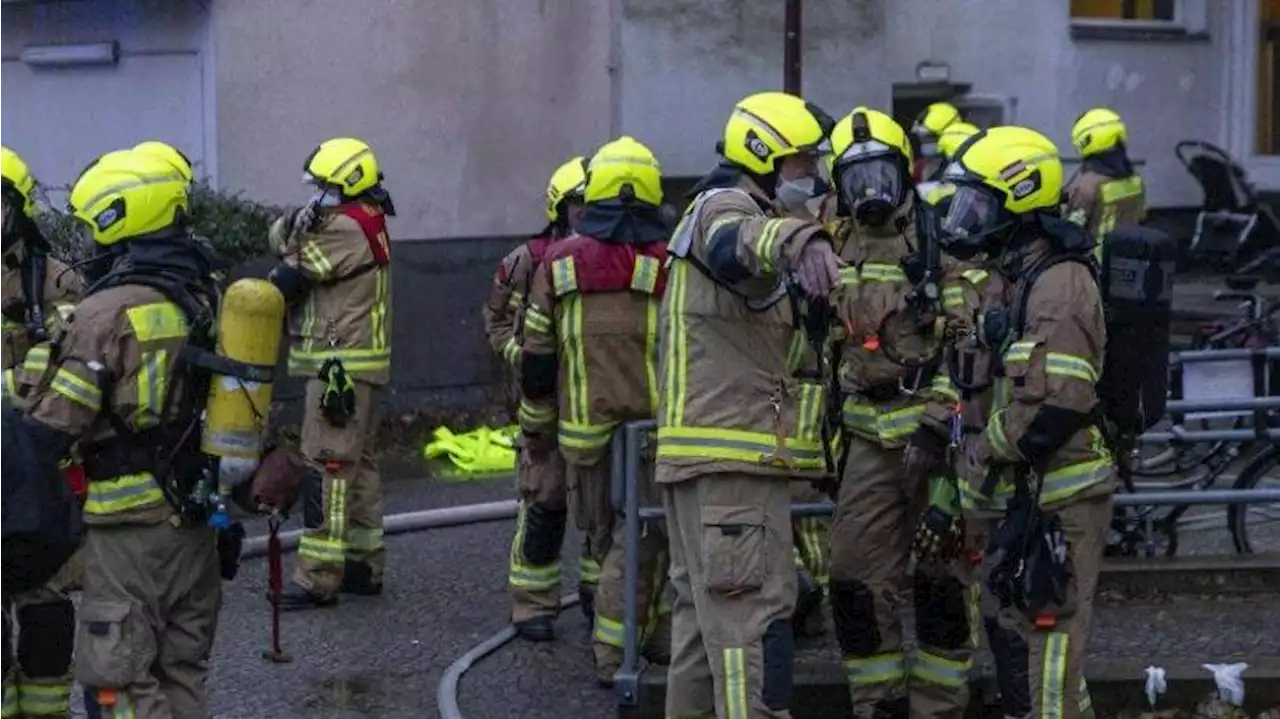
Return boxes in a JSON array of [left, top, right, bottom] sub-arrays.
[[1064, 170, 1146, 261]]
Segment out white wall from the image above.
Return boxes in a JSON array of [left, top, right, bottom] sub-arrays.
[[0, 0, 211, 203], [618, 0, 1220, 207], [210, 0, 614, 240]]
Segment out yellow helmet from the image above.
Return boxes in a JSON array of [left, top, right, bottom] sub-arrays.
[[1, 145, 37, 220], [829, 107, 912, 224], [545, 156, 588, 222], [722, 92, 832, 176], [69, 149, 189, 246], [584, 136, 663, 207], [937, 121, 980, 160], [1071, 107, 1127, 158], [912, 102, 963, 160], [303, 137, 381, 197], [133, 141, 194, 184], [939, 126, 1063, 255]]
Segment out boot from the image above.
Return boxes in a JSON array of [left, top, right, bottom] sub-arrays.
[[792, 569, 826, 638], [514, 615, 556, 642], [278, 582, 337, 611], [340, 560, 383, 596]]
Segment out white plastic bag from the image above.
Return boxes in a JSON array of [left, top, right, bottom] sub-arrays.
[[1203, 662, 1249, 706], [1144, 665, 1167, 708]]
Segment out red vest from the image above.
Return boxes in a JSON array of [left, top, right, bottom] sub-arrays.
[[339, 203, 391, 265], [542, 235, 669, 297]]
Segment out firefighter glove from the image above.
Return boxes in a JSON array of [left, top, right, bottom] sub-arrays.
[[318, 358, 357, 427], [793, 239, 841, 301], [913, 475, 963, 562]]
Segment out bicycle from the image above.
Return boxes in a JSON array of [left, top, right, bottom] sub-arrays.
[[1106, 274, 1278, 557]]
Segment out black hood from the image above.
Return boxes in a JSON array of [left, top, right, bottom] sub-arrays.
[[687, 162, 744, 198], [1082, 145, 1135, 179], [87, 230, 224, 321], [576, 200, 669, 245]]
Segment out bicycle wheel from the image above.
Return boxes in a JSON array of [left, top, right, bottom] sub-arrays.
[[1227, 444, 1280, 554]]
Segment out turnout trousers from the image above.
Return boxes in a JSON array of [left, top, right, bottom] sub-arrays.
[[507, 447, 571, 623], [829, 437, 977, 718], [664, 471, 797, 719], [1, 556, 80, 718], [75, 522, 221, 719], [294, 380, 385, 599], [980, 492, 1110, 719]]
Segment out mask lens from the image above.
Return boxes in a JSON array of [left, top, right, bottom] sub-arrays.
[[838, 158, 903, 210], [941, 186, 1005, 241]]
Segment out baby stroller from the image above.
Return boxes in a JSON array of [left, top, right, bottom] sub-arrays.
[[1176, 140, 1280, 272]]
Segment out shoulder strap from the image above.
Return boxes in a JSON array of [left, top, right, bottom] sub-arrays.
[[19, 251, 48, 343], [1011, 252, 1097, 340]]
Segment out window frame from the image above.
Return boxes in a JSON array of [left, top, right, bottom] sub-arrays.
[[1069, 0, 1208, 34]]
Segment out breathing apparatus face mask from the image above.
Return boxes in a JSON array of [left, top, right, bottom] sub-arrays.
[[939, 184, 1013, 261], [837, 157, 905, 228]]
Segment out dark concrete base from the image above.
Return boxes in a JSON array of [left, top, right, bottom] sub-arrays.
[[621, 657, 1280, 718]]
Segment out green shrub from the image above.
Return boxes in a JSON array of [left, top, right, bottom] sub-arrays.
[[34, 181, 282, 267]]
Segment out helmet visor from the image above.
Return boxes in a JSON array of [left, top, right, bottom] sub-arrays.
[[940, 185, 1009, 242], [837, 158, 904, 210]]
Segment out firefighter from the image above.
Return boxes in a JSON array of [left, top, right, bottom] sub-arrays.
[[658, 91, 840, 719], [2, 146, 82, 719], [519, 136, 672, 683], [19, 149, 227, 718], [485, 156, 587, 641], [938, 125, 1113, 719], [1064, 108, 1146, 260], [270, 137, 396, 609], [824, 107, 976, 718], [910, 102, 963, 183]]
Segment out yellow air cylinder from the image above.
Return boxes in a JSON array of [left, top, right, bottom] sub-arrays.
[[201, 278, 286, 488]]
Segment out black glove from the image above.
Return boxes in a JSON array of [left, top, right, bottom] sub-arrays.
[[1, 296, 26, 324], [217, 522, 246, 581], [318, 358, 357, 427]]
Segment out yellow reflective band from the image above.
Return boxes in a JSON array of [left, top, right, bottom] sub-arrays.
[[287, 347, 391, 374], [795, 382, 825, 443], [784, 331, 805, 376], [372, 266, 390, 351], [645, 297, 659, 414], [985, 410, 1020, 463], [942, 285, 965, 309], [860, 263, 908, 283], [656, 426, 824, 468], [630, 255, 660, 294], [501, 337, 520, 366], [579, 556, 601, 584], [1040, 457, 1113, 504], [50, 367, 102, 413], [724, 647, 748, 719], [1079, 676, 1094, 716], [1066, 208, 1089, 228], [326, 477, 348, 544], [302, 240, 334, 280], [523, 306, 553, 335], [2, 369, 15, 400], [54, 302, 76, 322], [17, 681, 72, 716], [843, 652, 906, 687], [518, 398, 557, 428], [0, 682, 16, 719], [842, 398, 924, 443], [135, 349, 168, 428], [755, 220, 785, 272], [298, 535, 345, 564], [300, 293, 318, 354], [910, 650, 971, 689], [1100, 175, 1143, 203], [1046, 352, 1098, 383], [126, 301, 189, 342], [84, 472, 165, 516], [345, 527, 383, 552], [551, 256, 578, 296], [1042, 631, 1068, 719], [593, 615, 625, 648], [1004, 340, 1038, 363], [661, 261, 690, 428], [929, 373, 958, 401], [22, 344, 50, 373], [561, 295, 589, 425], [838, 266, 860, 287], [961, 268, 989, 285], [507, 290, 524, 310], [558, 420, 617, 451]]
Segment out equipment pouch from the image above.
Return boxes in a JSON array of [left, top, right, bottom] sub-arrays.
[[701, 505, 767, 594], [985, 499, 1073, 622], [75, 600, 149, 688], [317, 358, 356, 427]]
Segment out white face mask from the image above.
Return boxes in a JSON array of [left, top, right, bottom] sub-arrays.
[[776, 176, 821, 213], [309, 187, 344, 208]]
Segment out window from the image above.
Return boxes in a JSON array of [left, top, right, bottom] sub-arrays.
[[1070, 0, 1176, 22]]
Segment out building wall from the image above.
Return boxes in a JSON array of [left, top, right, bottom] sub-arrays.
[[0, 0, 211, 203], [618, 0, 1222, 207], [209, 0, 614, 241]]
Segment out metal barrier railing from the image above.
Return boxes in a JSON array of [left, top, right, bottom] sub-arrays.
[[609, 399, 1280, 701]]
